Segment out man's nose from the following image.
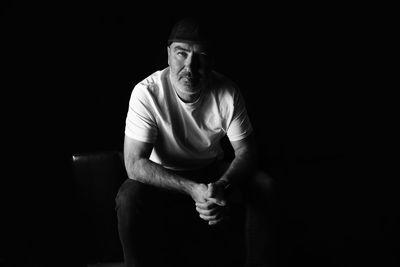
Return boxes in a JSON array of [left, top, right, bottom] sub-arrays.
[[184, 54, 198, 71]]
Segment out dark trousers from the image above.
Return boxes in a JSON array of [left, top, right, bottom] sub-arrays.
[[115, 162, 275, 267]]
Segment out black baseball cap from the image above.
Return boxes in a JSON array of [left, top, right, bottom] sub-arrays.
[[167, 17, 211, 48]]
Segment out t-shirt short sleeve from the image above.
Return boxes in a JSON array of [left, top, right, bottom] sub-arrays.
[[226, 90, 253, 142], [125, 85, 158, 143]]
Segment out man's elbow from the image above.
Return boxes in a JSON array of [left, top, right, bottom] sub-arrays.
[[125, 157, 146, 181], [235, 150, 258, 172]]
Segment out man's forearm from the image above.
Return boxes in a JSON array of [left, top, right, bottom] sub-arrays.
[[126, 157, 197, 196], [219, 151, 257, 186]]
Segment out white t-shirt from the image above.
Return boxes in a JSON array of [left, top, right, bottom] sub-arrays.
[[125, 67, 253, 170]]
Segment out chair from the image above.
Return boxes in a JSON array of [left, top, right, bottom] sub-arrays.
[[71, 151, 126, 267], [71, 150, 274, 267]]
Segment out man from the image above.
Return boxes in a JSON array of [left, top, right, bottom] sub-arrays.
[[115, 17, 273, 267]]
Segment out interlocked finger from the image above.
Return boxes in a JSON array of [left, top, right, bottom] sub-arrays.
[[195, 201, 221, 216], [198, 210, 223, 221]]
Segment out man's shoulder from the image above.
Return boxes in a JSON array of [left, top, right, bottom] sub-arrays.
[[209, 71, 240, 98], [135, 68, 168, 92], [131, 68, 169, 101], [211, 71, 236, 87]]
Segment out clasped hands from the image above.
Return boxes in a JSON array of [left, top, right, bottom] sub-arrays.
[[193, 180, 230, 226]]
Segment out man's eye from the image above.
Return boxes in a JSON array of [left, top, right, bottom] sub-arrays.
[[199, 53, 209, 60], [177, 52, 187, 57]]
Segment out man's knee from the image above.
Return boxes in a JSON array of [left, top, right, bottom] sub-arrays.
[[247, 170, 276, 196], [115, 178, 149, 212], [229, 170, 276, 205], [240, 170, 277, 213]]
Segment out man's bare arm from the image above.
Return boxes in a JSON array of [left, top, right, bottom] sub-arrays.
[[219, 133, 258, 186], [123, 135, 208, 202], [195, 133, 258, 225]]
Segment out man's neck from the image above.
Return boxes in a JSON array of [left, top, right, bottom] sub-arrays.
[[176, 90, 201, 103], [169, 74, 202, 103]]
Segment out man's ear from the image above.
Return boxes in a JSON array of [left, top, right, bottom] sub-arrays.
[[205, 55, 214, 72], [209, 56, 215, 69], [167, 46, 171, 65]]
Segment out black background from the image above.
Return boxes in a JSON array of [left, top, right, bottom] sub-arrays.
[[1, 2, 397, 266]]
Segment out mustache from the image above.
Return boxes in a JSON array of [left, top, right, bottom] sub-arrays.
[[180, 71, 193, 78], [180, 71, 201, 81]]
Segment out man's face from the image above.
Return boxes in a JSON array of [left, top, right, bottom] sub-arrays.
[[167, 42, 212, 95]]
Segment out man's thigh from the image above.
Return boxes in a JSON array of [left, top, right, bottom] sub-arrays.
[[116, 162, 246, 266]]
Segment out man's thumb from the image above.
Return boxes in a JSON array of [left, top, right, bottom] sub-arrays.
[[207, 183, 219, 198]]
